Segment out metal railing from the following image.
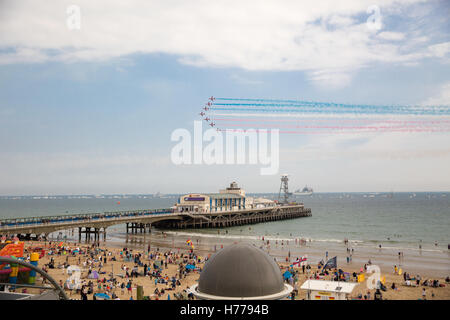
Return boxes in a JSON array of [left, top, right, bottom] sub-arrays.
[[0, 208, 174, 230]]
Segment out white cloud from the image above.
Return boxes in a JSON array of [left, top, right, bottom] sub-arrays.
[[285, 129, 450, 161], [229, 74, 263, 85], [280, 131, 450, 191], [377, 31, 405, 41], [422, 82, 450, 106], [0, 0, 448, 88]]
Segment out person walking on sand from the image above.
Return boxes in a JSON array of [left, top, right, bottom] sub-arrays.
[[422, 288, 426, 300]]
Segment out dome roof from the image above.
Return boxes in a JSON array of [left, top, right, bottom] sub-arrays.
[[195, 243, 290, 299]]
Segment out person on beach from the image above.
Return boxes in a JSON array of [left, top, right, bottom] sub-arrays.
[[374, 289, 382, 300]]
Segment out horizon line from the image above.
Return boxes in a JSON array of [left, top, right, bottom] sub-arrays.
[[0, 190, 449, 198]]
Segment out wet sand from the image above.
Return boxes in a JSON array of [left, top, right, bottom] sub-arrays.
[[109, 229, 450, 278]]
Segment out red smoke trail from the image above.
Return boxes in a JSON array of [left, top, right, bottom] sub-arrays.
[[217, 123, 447, 130], [214, 118, 450, 124], [222, 128, 450, 134]]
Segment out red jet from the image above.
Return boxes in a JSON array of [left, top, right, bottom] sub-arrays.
[[204, 117, 210, 122], [199, 112, 205, 116], [209, 96, 215, 101], [209, 122, 215, 127]]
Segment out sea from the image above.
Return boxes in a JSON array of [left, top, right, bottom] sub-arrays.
[[1, 192, 449, 275]]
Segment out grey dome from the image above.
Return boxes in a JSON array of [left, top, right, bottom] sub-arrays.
[[197, 243, 286, 298]]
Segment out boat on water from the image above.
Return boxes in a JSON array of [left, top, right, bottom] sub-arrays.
[[293, 185, 313, 196]]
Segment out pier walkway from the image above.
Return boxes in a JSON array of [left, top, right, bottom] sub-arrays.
[[0, 205, 311, 241]]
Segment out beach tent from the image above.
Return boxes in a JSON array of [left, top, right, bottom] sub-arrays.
[[65, 278, 81, 290], [94, 293, 110, 300], [283, 270, 292, 280], [88, 270, 99, 279], [185, 264, 196, 270]]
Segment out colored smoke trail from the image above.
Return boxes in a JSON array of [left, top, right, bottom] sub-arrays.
[[214, 118, 450, 124], [201, 96, 450, 135], [220, 123, 450, 130], [211, 106, 450, 116]]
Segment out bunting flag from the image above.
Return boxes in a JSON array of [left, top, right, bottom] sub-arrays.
[[300, 255, 308, 267], [293, 255, 308, 266]]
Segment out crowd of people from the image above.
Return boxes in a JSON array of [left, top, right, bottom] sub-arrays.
[[16, 239, 450, 300], [21, 241, 206, 300]]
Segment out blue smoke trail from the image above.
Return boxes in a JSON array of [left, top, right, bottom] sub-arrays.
[[213, 98, 450, 116]]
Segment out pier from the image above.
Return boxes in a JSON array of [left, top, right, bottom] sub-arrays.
[[154, 205, 312, 229], [0, 205, 311, 240]]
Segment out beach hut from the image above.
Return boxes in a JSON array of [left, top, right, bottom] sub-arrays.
[[300, 279, 358, 300]]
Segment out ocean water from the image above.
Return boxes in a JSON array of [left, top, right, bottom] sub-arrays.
[[0, 192, 449, 251]]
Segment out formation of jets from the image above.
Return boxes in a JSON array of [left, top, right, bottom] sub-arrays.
[[200, 96, 215, 128]]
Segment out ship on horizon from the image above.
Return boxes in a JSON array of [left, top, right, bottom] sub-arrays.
[[293, 185, 314, 196]]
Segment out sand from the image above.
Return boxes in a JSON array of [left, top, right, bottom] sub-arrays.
[[13, 238, 450, 300]]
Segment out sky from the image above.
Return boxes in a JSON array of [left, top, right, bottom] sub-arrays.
[[0, 0, 449, 195]]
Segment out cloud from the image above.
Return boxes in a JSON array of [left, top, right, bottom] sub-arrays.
[[0, 0, 448, 88], [285, 130, 450, 161], [422, 82, 450, 106], [377, 31, 405, 41], [229, 74, 263, 85], [280, 130, 450, 191]]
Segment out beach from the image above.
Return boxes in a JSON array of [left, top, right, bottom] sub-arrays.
[[2, 193, 449, 300], [19, 230, 450, 300]]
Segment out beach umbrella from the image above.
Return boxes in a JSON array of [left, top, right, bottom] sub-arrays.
[[283, 270, 292, 280]]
